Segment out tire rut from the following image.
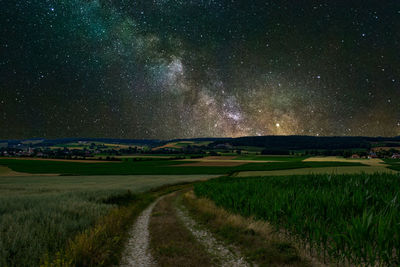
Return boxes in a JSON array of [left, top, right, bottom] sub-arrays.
[[120, 197, 164, 267], [175, 201, 252, 267]]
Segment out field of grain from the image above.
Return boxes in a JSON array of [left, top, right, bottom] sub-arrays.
[[114, 155, 173, 159], [0, 158, 367, 176], [153, 141, 212, 150], [1, 157, 117, 163], [0, 174, 216, 266], [303, 156, 386, 167], [0, 158, 235, 175], [176, 161, 245, 167], [235, 155, 308, 161], [237, 166, 397, 176], [195, 174, 400, 266], [0, 166, 10, 175]]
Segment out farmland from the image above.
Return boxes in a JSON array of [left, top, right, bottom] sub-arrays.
[[235, 155, 308, 161], [194, 174, 400, 266], [0, 174, 215, 266], [0, 153, 399, 266], [0, 157, 370, 176]]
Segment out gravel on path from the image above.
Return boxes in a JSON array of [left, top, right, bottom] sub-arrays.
[[120, 197, 163, 267], [175, 203, 252, 267]]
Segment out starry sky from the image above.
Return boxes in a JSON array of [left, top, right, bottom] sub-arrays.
[[1, 0, 400, 139]]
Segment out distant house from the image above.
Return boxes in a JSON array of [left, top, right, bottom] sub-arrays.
[[351, 154, 360, 159], [368, 152, 378, 159], [392, 153, 400, 159]]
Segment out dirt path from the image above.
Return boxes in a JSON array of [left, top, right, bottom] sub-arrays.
[[149, 192, 214, 266], [120, 197, 163, 267], [121, 192, 251, 267], [175, 202, 251, 267]]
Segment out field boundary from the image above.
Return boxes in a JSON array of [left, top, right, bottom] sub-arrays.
[[40, 183, 193, 267], [182, 190, 318, 266]]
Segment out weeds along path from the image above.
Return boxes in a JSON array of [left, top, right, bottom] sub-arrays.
[[175, 199, 251, 267], [120, 196, 164, 267], [149, 192, 215, 266]]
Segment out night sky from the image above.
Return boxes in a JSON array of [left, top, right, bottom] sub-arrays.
[[1, 1, 400, 139]]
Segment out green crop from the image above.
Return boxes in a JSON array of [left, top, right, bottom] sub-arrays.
[[0, 174, 214, 266], [194, 173, 400, 266], [0, 158, 365, 176]]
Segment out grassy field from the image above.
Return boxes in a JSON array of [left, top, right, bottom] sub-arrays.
[[182, 191, 311, 266], [0, 166, 10, 175], [235, 155, 308, 161], [383, 159, 400, 171], [0, 158, 367, 176], [0, 155, 397, 266], [153, 141, 212, 150], [304, 156, 386, 167], [194, 174, 400, 266], [0, 159, 233, 175], [50, 142, 139, 150], [237, 166, 397, 176], [0, 174, 215, 266]]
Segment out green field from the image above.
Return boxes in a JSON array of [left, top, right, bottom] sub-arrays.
[[174, 141, 211, 147], [383, 159, 400, 171], [0, 159, 231, 175], [235, 155, 308, 161], [0, 174, 215, 266], [0, 156, 396, 266], [194, 174, 400, 266], [0, 158, 367, 176]]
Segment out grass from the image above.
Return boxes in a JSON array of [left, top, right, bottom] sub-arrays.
[[383, 159, 400, 171], [182, 191, 310, 266], [304, 157, 385, 167], [237, 166, 397, 177], [232, 161, 367, 173], [194, 174, 400, 266], [0, 166, 10, 175], [0, 159, 232, 175], [0, 174, 214, 266], [149, 192, 214, 266], [387, 165, 400, 171], [0, 158, 366, 176], [235, 155, 308, 161]]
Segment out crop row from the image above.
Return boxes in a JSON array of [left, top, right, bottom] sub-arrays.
[[194, 173, 400, 266]]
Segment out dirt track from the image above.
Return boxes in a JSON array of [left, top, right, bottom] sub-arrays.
[[121, 192, 251, 266], [175, 201, 250, 266], [120, 198, 163, 267]]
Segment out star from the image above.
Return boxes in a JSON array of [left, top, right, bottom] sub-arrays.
[[0, 1, 398, 139]]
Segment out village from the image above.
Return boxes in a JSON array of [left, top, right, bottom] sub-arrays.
[[1, 139, 400, 160]]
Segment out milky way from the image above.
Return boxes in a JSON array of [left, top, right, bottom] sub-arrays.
[[1, 1, 400, 139]]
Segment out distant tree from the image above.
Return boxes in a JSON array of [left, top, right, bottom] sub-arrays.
[[343, 150, 352, 158], [261, 149, 290, 155], [209, 151, 218, 156]]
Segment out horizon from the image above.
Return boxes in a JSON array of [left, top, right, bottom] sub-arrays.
[[2, 134, 400, 143]]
